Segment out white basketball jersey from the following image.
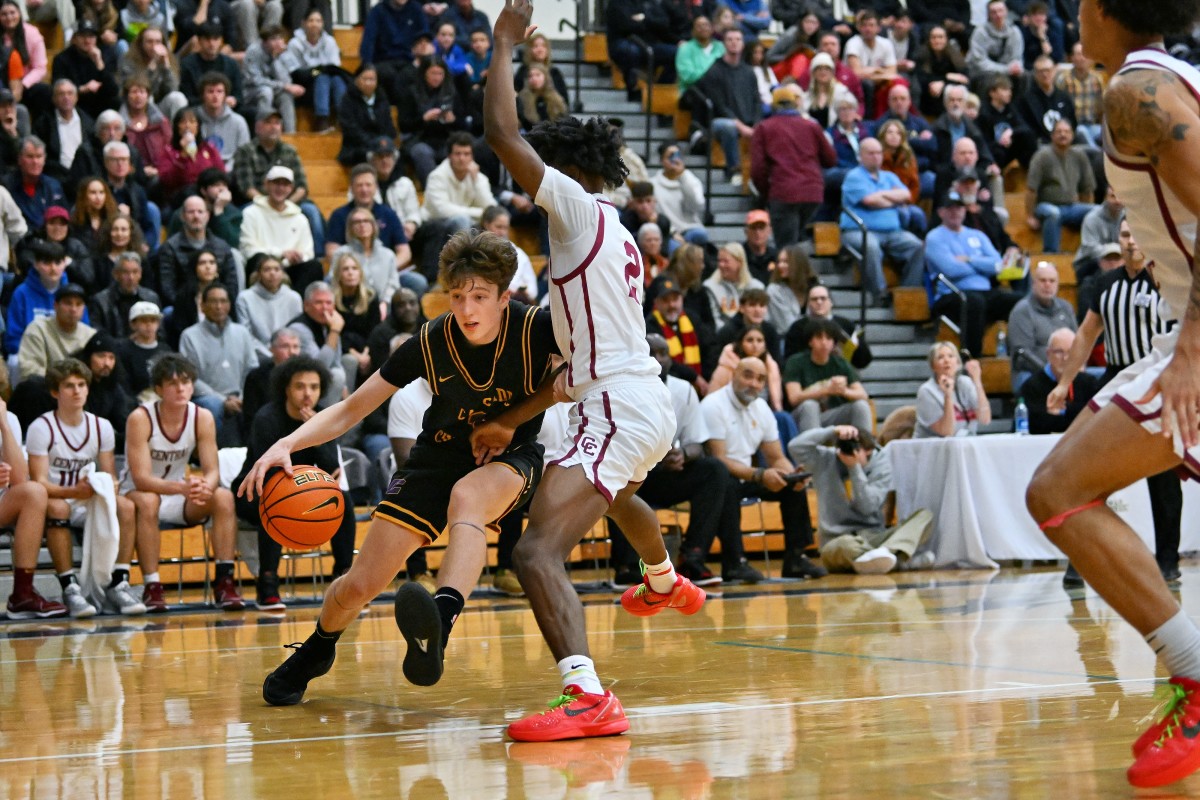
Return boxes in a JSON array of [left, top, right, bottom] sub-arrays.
[[29, 411, 110, 487], [120, 401, 198, 491], [535, 166, 660, 400], [1105, 47, 1200, 322]]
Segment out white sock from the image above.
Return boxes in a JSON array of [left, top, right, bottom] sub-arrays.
[[1146, 610, 1200, 682], [144, 572, 160, 585], [644, 557, 677, 594], [558, 655, 603, 695]]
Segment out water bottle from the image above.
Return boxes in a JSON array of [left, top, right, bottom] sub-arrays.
[[1014, 397, 1030, 436], [996, 330, 1008, 357]]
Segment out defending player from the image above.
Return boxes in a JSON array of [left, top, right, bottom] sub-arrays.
[[122, 355, 244, 613], [1025, 0, 1200, 788], [27, 358, 144, 618], [474, 0, 705, 743], [239, 230, 560, 705]]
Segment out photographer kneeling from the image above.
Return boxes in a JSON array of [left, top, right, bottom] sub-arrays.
[[788, 425, 934, 574]]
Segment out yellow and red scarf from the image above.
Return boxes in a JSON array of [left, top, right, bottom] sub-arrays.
[[653, 310, 701, 373]]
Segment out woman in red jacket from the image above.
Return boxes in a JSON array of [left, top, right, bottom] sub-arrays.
[[155, 107, 224, 208]]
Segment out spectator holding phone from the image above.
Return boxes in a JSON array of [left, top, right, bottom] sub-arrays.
[[701, 356, 827, 580], [788, 424, 934, 573]]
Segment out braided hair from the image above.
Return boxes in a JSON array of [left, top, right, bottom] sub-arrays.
[[1096, 0, 1200, 36], [525, 116, 629, 190]]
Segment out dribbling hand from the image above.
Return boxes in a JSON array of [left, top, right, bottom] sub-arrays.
[[237, 441, 295, 501]]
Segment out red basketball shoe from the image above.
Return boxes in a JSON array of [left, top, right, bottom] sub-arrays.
[[1128, 676, 1200, 787], [6, 588, 67, 619], [507, 736, 631, 786], [507, 686, 630, 742], [621, 572, 706, 617]]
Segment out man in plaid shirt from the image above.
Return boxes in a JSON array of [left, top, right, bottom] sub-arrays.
[[1056, 42, 1105, 148], [232, 111, 326, 250]]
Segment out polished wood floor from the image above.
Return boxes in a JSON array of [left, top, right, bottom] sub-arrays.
[[1, 564, 1195, 799]]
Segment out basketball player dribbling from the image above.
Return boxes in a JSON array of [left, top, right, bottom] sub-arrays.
[[1025, 0, 1200, 787], [472, 0, 706, 743], [238, 231, 561, 705]]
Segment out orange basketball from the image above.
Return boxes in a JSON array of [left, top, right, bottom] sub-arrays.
[[259, 466, 344, 550]]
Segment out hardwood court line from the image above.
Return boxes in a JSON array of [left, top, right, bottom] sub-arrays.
[[0, 677, 1156, 767], [1, 615, 1088, 665], [714, 640, 1127, 681]]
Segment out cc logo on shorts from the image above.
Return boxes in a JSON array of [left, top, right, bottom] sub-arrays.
[[579, 436, 599, 457]]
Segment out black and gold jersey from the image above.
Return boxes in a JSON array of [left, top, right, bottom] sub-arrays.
[[378, 301, 558, 467]]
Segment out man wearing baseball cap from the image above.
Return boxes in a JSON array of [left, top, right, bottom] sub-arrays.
[[239, 165, 322, 292], [51, 21, 119, 120], [742, 210, 779, 285], [644, 273, 710, 389], [18, 283, 97, 382], [750, 87, 836, 249], [232, 108, 324, 250], [116, 302, 172, 403]]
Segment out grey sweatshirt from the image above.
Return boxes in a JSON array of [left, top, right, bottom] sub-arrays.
[[235, 281, 303, 354], [179, 318, 260, 398], [788, 426, 893, 539], [967, 22, 1023, 77]]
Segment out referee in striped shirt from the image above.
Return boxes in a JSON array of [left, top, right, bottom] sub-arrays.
[[1049, 216, 1182, 584]]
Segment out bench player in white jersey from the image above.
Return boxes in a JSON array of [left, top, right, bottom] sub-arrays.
[[122, 355, 244, 613], [476, 0, 706, 742], [25, 358, 143, 618], [1025, 0, 1200, 788], [1, 399, 66, 619]]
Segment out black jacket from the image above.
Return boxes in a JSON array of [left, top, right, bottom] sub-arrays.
[[1016, 86, 1077, 143], [336, 86, 399, 166], [34, 108, 96, 184], [51, 46, 120, 120], [88, 285, 161, 339]]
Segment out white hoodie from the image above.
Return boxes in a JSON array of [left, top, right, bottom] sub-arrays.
[[239, 195, 315, 264]]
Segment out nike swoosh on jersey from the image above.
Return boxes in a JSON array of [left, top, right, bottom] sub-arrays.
[[439, 374, 454, 383]]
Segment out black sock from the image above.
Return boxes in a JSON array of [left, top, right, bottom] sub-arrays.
[[109, 568, 129, 588], [306, 621, 343, 655], [214, 562, 235, 581], [58, 573, 77, 591], [433, 588, 464, 648]]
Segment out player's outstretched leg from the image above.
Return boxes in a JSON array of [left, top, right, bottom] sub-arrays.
[[1027, 405, 1198, 788], [394, 581, 444, 686], [264, 518, 424, 705]]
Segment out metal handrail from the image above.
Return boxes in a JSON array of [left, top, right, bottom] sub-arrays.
[[934, 272, 971, 353], [689, 89, 716, 226], [558, 10, 584, 113], [841, 204, 869, 325], [626, 34, 654, 163]]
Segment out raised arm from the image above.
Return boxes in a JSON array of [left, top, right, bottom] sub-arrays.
[[1106, 67, 1200, 445], [483, 0, 545, 200]]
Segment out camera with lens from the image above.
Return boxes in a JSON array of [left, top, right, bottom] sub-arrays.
[[837, 437, 859, 456]]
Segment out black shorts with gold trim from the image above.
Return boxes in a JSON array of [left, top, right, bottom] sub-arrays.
[[372, 442, 544, 543]]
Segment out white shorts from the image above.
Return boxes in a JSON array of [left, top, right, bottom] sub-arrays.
[[61, 498, 88, 528], [157, 494, 190, 527], [1089, 327, 1200, 477], [549, 377, 675, 503]]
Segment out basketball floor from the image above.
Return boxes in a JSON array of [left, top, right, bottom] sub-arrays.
[[1, 564, 1194, 798]]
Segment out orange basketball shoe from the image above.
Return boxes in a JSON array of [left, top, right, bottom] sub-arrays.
[[1128, 676, 1200, 787], [507, 686, 630, 742], [621, 571, 706, 617], [507, 736, 631, 786]]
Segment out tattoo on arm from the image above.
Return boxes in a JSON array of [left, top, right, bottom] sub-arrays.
[[1105, 70, 1192, 166]]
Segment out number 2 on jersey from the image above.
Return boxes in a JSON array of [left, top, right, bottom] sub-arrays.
[[623, 242, 644, 301]]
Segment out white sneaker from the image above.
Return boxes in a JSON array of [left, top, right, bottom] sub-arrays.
[[63, 584, 98, 618], [730, 173, 744, 188], [901, 550, 937, 571], [105, 581, 147, 616], [853, 547, 897, 575]]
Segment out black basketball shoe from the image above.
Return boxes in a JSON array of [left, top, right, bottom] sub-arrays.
[[394, 582, 445, 686], [262, 640, 336, 706]]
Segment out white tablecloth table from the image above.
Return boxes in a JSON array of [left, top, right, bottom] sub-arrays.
[[888, 434, 1200, 568]]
